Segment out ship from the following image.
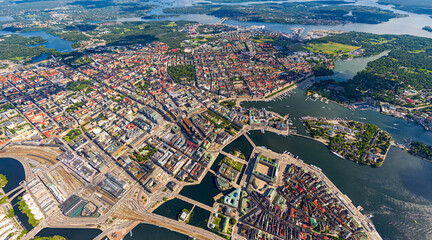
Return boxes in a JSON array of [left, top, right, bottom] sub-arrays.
[[331, 151, 344, 159], [250, 25, 266, 30]]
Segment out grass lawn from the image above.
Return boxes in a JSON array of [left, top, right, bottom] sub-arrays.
[[369, 38, 395, 45], [214, 216, 221, 226], [254, 38, 275, 43], [408, 49, 426, 54], [306, 42, 360, 55], [221, 157, 243, 171], [164, 21, 177, 27]]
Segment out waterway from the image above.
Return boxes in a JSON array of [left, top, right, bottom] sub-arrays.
[[122, 223, 189, 240], [36, 228, 101, 240], [0, 158, 32, 231], [0, 16, 14, 22], [315, 51, 390, 81], [154, 198, 193, 220], [245, 131, 432, 240], [239, 91, 432, 239], [137, 0, 432, 38], [1, 93, 429, 240], [243, 90, 432, 145], [0, 158, 25, 193], [165, 88, 432, 240], [0, 30, 73, 61], [0, 30, 73, 52], [179, 172, 231, 206]]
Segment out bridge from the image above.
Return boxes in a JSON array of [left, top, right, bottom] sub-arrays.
[[175, 194, 216, 213], [243, 132, 256, 148], [103, 200, 225, 240], [2, 185, 24, 198], [290, 132, 325, 142], [217, 17, 229, 25], [220, 151, 248, 165], [3, 188, 26, 205], [0, 184, 26, 207]]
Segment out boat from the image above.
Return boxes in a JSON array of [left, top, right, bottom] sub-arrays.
[[359, 117, 367, 120], [331, 151, 345, 159], [130, 231, 133, 237]]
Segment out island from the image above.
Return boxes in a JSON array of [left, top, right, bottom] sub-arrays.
[[302, 117, 392, 166], [423, 26, 432, 32], [408, 141, 432, 161], [0, 174, 7, 188], [164, 2, 406, 25], [378, 0, 432, 15]]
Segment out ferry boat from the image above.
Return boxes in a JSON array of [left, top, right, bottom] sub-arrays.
[[331, 151, 344, 159]]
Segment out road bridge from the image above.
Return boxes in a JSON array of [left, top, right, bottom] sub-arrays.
[[220, 151, 248, 165], [2, 185, 24, 198], [106, 201, 224, 240], [243, 132, 256, 148], [290, 132, 318, 141], [3, 188, 26, 205], [175, 194, 216, 213], [23, 223, 45, 240]]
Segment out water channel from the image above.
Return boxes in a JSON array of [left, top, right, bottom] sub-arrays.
[[315, 51, 390, 81]]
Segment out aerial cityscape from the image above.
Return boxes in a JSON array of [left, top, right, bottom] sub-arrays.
[[0, 0, 432, 240]]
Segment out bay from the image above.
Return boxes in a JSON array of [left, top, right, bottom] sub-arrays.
[[0, 31, 73, 52]]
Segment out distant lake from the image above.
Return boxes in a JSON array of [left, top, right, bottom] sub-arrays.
[[0, 30, 73, 52], [0, 16, 14, 21]]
